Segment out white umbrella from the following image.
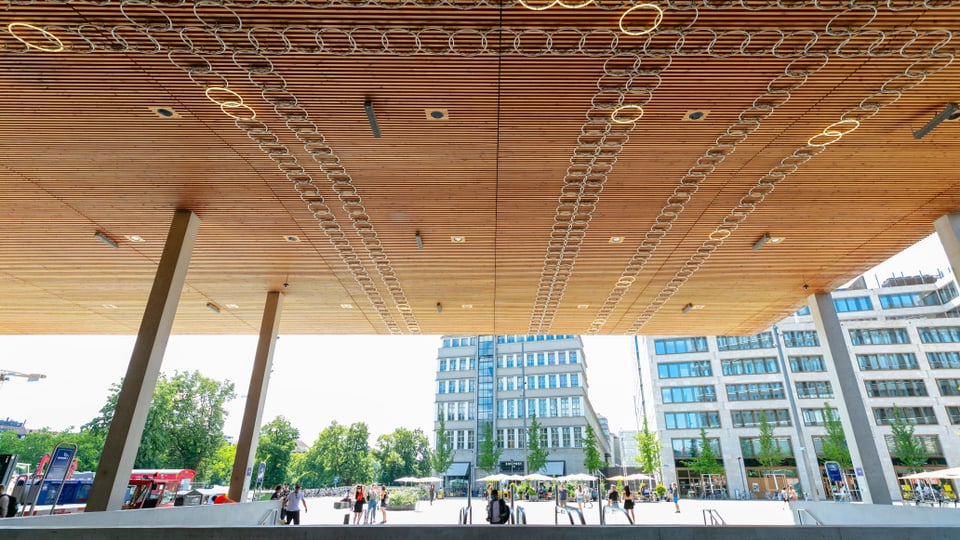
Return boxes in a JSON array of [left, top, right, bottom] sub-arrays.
[[625, 473, 654, 481], [417, 476, 442, 483], [523, 473, 553, 481], [395, 476, 417, 483], [606, 475, 627, 481], [504, 474, 525, 481], [477, 473, 508, 482], [558, 473, 596, 482]]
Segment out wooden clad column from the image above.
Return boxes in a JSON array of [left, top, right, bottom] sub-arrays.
[[808, 292, 892, 505], [229, 291, 283, 503], [86, 210, 200, 512], [934, 213, 960, 277]]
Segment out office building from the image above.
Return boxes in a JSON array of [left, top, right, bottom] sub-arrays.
[[645, 273, 960, 502], [434, 335, 611, 488]]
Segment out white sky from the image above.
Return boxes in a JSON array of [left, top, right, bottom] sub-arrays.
[[0, 233, 951, 445]]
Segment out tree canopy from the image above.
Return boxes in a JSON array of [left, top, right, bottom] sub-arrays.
[[476, 422, 501, 473], [255, 415, 299, 488], [583, 424, 606, 474], [683, 428, 723, 476], [821, 403, 852, 468], [526, 414, 549, 474], [756, 411, 784, 470], [889, 406, 928, 473], [635, 416, 662, 479], [430, 414, 454, 477], [373, 427, 431, 484]]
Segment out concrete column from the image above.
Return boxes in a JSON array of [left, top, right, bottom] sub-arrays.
[[86, 210, 200, 512], [934, 214, 960, 277], [808, 292, 892, 505], [228, 291, 284, 503]]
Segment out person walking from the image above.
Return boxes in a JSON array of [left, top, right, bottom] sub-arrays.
[[380, 486, 389, 524], [670, 482, 680, 513], [607, 484, 620, 508], [364, 484, 379, 525], [623, 485, 635, 523], [428, 483, 435, 505], [352, 484, 365, 525], [283, 484, 308, 525], [575, 484, 585, 512]]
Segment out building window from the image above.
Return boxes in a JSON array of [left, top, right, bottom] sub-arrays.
[[661, 385, 717, 403], [721, 357, 779, 376], [664, 411, 721, 430], [864, 379, 928, 397], [947, 406, 960, 425], [570, 373, 580, 387], [802, 408, 827, 426], [796, 381, 834, 399], [740, 437, 793, 458], [796, 306, 811, 316], [726, 382, 785, 401], [658, 361, 713, 379], [789, 355, 827, 372], [654, 337, 709, 355], [730, 409, 791, 428], [573, 426, 584, 448], [873, 407, 938, 425], [671, 437, 721, 458], [834, 296, 874, 312], [571, 397, 582, 416], [919, 327, 960, 343], [716, 332, 775, 351], [879, 292, 940, 309], [936, 379, 960, 396], [849, 328, 910, 345], [857, 353, 918, 371], [883, 434, 942, 456], [781, 330, 820, 347], [927, 351, 960, 369], [939, 282, 959, 303]]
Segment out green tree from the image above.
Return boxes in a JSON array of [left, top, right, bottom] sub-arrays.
[[164, 371, 236, 476], [756, 411, 784, 471], [635, 416, 662, 480], [83, 376, 176, 468], [204, 443, 237, 486], [526, 414, 549, 474], [342, 422, 374, 485], [583, 424, 607, 475], [373, 427, 432, 483], [476, 422, 501, 474], [889, 406, 928, 473], [255, 416, 299, 488], [430, 414, 454, 478], [821, 403, 852, 468], [683, 428, 723, 476], [0, 428, 105, 474]]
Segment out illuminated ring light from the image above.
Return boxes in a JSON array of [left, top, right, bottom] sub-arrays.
[[7, 23, 64, 52], [823, 118, 861, 137], [807, 130, 843, 147], [205, 86, 244, 107], [618, 4, 664, 37], [555, 0, 593, 7], [518, 0, 559, 10], [611, 105, 643, 124], [220, 102, 257, 121]]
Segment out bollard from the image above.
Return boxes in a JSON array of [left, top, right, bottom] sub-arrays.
[[343, 513, 350, 525]]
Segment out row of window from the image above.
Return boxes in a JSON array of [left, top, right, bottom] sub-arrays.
[[439, 357, 477, 372], [438, 401, 475, 421], [443, 337, 479, 348], [438, 379, 476, 394], [658, 356, 827, 380], [497, 373, 581, 391], [496, 335, 577, 344], [441, 429, 476, 450], [670, 434, 945, 460], [665, 409, 791, 430], [662, 381, 837, 402], [495, 350, 580, 368], [495, 426, 586, 449], [496, 397, 583, 419]]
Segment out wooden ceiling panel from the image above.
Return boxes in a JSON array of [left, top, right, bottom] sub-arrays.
[[0, 2, 959, 336]]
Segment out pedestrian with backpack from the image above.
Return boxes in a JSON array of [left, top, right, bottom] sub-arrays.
[[486, 489, 510, 524]]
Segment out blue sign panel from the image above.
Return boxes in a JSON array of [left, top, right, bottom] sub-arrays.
[[855, 467, 864, 477], [257, 462, 265, 483], [45, 444, 76, 484], [825, 462, 843, 482]]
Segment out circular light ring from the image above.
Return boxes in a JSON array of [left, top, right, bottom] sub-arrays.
[[220, 102, 257, 121], [807, 131, 842, 147], [611, 105, 643, 124], [7, 23, 64, 52], [205, 86, 244, 107], [555, 0, 593, 7], [822, 118, 860, 137], [619, 4, 664, 37]]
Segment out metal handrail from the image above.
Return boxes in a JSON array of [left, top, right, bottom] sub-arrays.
[[603, 504, 634, 525], [257, 506, 280, 526], [796, 508, 822, 526], [557, 505, 586, 525], [458, 505, 472, 524], [515, 506, 527, 525], [702, 508, 726, 526]]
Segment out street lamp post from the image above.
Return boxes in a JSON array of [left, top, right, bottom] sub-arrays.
[[737, 456, 747, 499]]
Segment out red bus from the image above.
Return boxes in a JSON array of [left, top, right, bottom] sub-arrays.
[[124, 469, 196, 509]]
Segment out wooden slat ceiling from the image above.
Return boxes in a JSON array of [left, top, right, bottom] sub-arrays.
[[0, 1, 958, 336]]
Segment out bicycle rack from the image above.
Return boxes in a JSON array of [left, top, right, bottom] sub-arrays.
[[702, 508, 726, 526]]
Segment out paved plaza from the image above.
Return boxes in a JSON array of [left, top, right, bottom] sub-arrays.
[[292, 496, 801, 527]]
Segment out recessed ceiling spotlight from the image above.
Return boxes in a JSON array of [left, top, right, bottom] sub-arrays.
[[205, 302, 221, 313], [683, 110, 709, 121], [148, 106, 180, 119], [340, 303, 354, 309], [225, 303, 239, 309], [284, 235, 300, 243], [451, 236, 466, 243], [577, 304, 589, 309], [102, 303, 118, 309], [126, 235, 145, 243], [425, 108, 449, 121], [609, 236, 625, 244], [752, 233, 785, 250], [462, 304, 473, 309]]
